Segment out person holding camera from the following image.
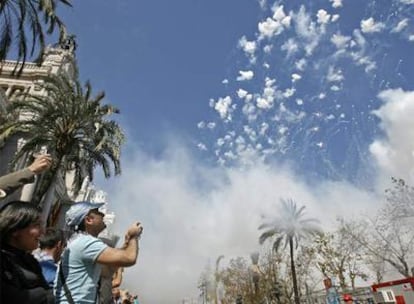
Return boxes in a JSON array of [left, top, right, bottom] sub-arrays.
[[54, 201, 143, 304], [0, 154, 52, 200]]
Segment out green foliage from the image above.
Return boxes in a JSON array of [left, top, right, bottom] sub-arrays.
[[0, 0, 72, 73], [0, 69, 125, 205]]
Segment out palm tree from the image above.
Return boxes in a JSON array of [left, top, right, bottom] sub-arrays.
[[258, 198, 322, 304], [0, 0, 71, 72], [214, 255, 224, 304], [0, 68, 125, 222]]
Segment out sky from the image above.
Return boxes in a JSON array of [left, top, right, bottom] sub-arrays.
[[32, 0, 414, 302]]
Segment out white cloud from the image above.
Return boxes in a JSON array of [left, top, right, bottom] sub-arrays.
[[400, 0, 414, 4], [349, 29, 377, 73], [197, 143, 207, 151], [257, 0, 267, 9], [214, 96, 232, 119], [242, 102, 257, 121], [263, 45, 273, 53], [207, 122, 216, 129], [331, 32, 351, 49], [331, 14, 340, 22], [370, 89, 414, 183], [409, 35, 414, 41], [316, 9, 331, 24], [197, 121, 205, 129], [238, 36, 257, 57], [391, 18, 409, 33], [237, 88, 248, 99], [222, 79, 229, 84], [293, 6, 323, 55], [291, 73, 302, 82], [326, 66, 344, 82], [295, 58, 307, 71], [258, 17, 284, 39], [294, 6, 317, 39], [236, 70, 254, 81], [272, 5, 286, 21], [330, 85, 341, 91], [283, 88, 296, 98], [330, 0, 343, 8], [281, 15, 292, 28], [361, 17, 385, 33], [256, 97, 272, 109], [352, 29, 367, 48], [281, 38, 299, 57], [272, 5, 291, 27]]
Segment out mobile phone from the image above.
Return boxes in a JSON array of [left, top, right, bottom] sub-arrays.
[[39, 146, 48, 155]]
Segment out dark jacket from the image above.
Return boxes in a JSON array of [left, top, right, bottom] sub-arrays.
[[0, 244, 54, 304]]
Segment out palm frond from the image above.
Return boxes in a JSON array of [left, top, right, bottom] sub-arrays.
[[259, 229, 277, 245], [0, 0, 71, 72]]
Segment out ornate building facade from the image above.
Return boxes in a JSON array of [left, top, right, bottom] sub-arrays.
[[0, 42, 116, 235]]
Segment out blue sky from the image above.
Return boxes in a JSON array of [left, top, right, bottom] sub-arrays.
[[59, 0, 260, 151], [18, 0, 414, 302], [59, 0, 414, 184]]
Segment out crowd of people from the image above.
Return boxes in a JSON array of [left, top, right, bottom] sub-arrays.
[[0, 155, 143, 304]]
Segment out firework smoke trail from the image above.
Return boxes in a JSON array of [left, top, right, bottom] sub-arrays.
[[198, 0, 414, 185]]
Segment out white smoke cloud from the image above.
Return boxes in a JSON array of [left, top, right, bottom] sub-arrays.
[[330, 0, 343, 8], [236, 70, 254, 81], [316, 9, 331, 24], [391, 18, 409, 33], [258, 17, 284, 38], [238, 36, 257, 62], [214, 96, 233, 120], [370, 89, 414, 184], [331, 32, 351, 49], [101, 139, 379, 303], [361, 17, 385, 33]]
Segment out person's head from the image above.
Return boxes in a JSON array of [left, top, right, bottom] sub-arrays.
[[112, 287, 120, 299], [343, 294, 353, 303], [0, 200, 43, 251], [65, 201, 106, 237], [39, 227, 66, 262]]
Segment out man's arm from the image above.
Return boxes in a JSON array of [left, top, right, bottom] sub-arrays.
[[97, 223, 143, 267], [0, 155, 52, 197], [112, 267, 123, 288]]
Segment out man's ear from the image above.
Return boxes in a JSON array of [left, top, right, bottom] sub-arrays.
[[84, 214, 93, 224]]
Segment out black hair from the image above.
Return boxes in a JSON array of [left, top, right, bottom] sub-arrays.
[[0, 200, 42, 243], [76, 219, 86, 232], [39, 227, 65, 249]]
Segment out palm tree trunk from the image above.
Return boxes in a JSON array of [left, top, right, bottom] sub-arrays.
[[289, 237, 300, 304], [32, 158, 63, 227], [40, 178, 57, 227], [31, 168, 56, 206]]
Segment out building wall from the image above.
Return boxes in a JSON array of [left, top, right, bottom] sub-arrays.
[[0, 42, 116, 232]]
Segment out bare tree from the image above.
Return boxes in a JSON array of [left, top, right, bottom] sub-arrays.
[[340, 210, 414, 278], [306, 230, 368, 291]]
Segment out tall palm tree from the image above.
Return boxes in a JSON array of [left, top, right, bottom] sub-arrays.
[[0, 0, 71, 72], [258, 198, 322, 304], [214, 255, 224, 304], [0, 68, 125, 220]]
